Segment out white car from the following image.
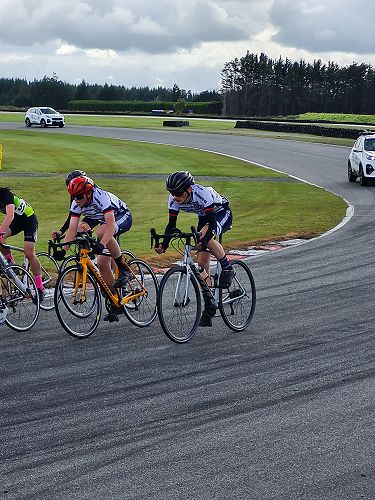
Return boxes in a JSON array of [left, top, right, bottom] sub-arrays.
[[348, 131, 375, 185], [25, 107, 65, 128]]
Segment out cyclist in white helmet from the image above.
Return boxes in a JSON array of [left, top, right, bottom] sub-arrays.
[[155, 171, 234, 327]]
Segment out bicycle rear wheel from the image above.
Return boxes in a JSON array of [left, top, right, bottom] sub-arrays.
[[157, 265, 201, 343], [59, 254, 78, 274], [121, 258, 158, 327], [219, 260, 256, 331], [54, 265, 101, 338], [35, 252, 59, 311], [1, 265, 40, 331]]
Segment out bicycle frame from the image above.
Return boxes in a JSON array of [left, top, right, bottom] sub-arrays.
[[151, 226, 248, 313], [179, 238, 218, 316], [64, 241, 146, 308], [0, 247, 29, 294]]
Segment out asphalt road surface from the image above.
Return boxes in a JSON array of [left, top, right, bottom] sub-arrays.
[[1, 123, 375, 500]]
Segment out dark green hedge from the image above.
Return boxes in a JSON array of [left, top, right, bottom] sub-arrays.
[[68, 100, 222, 115], [235, 120, 364, 139]]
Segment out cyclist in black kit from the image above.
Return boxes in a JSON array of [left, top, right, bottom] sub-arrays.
[[0, 187, 45, 302], [155, 171, 234, 327]]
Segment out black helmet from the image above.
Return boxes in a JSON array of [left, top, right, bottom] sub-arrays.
[[166, 171, 194, 193], [65, 170, 87, 187]]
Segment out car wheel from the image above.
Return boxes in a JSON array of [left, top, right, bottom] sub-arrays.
[[25, 118, 31, 128], [360, 166, 368, 186], [58, 123, 64, 128], [348, 162, 357, 182], [40, 119, 47, 128]]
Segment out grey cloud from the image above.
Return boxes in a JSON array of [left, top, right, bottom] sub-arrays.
[[0, 0, 265, 53], [270, 0, 375, 54]]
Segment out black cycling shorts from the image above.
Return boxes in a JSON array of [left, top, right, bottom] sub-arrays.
[[197, 208, 233, 236], [114, 211, 132, 236], [82, 217, 99, 229], [9, 214, 38, 243]]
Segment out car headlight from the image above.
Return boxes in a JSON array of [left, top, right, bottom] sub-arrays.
[[366, 153, 375, 160]]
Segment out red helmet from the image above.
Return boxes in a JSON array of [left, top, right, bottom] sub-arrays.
[[68, 176, 94, 197]]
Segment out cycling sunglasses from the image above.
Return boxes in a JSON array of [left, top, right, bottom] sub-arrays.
[[170, 189, 185, 197], [74, 194, 85, 200]]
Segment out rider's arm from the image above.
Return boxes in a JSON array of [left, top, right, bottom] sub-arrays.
[[1, 203, 15, 233], [62, 215, 80, 251], [100, 210, 116, 247], [59, 214, 71, 235], [161, 210, 179, 249], [199, 205, 217, 246]]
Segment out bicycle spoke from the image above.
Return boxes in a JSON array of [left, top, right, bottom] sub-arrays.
[[219, 260, 256, 331], [121, 258, 158, 327], [157, 266, 201, 343], [2, 265, 40, 331], [35, 252, 59, 311], [54, 266, 101, 338]]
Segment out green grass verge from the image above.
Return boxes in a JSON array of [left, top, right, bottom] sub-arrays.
[[0, 112, 355, 146], [0, 129, 283, 177], [0, 130, 347, 261], [292, 112, 375, 126], [0, 176, 346, 262]]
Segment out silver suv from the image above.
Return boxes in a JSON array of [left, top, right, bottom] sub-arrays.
[[25, 107, 65, 128], [348, 131, 375, 185]]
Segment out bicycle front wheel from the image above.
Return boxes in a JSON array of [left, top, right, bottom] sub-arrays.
[[157, 266, 201, 343], [2, 265, 40, 331], [219, 260, 256, 331], [55, 265, 101, 338], [35, 252, 60, 311], [121, 258, 158, 327]]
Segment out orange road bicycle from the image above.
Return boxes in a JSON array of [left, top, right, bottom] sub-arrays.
[[51, 232, 158, 338], [51, 231, 136, 275]]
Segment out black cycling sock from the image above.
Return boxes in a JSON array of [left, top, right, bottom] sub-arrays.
[[115, 255, 130, 272], [218, 255, 231, 269]]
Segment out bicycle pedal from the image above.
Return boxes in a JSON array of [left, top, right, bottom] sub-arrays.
[[103, 313, 120, 323]]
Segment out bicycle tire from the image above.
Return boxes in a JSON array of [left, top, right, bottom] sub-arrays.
[[121, 258, 158, 327], [54, 265, 101, 338], [219, 260, 256, 331], [35, 252, 59, 311], [59, 254, 78, 274], [157, 265, 201, 343], [2, 264, 40, 331]]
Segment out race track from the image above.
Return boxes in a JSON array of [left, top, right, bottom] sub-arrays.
[[1, 122, 375, 500]]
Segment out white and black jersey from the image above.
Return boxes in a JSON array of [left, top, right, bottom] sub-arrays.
[[70, 186, 131, 222], [167, 184, 229, 216], [162, 183, 232, 249]]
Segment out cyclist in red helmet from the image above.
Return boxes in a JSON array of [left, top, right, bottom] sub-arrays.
[[55, 176, 133, 320], [51, 170, 97, 239]]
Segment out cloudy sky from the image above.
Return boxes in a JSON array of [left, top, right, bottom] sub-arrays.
[[0, 0, 374, 92]]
